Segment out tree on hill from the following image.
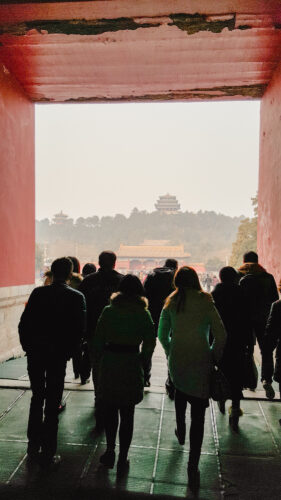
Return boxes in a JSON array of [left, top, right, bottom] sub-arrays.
[[229, 195, 257, 268]]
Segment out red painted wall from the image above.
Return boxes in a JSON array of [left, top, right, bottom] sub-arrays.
[[0, 64, 35, 287], [259, 60, 281, 285]]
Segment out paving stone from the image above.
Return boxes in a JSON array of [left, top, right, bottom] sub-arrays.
[[137, 392, 163, 410], [221, 455, 281, 499], [0, 358, 27, 380], [0, 441, 27, 483], [155, 450, 220, 491], [131, 407, 160, 448], [0, 389, 22, 417], [0, 391, 30, 440]]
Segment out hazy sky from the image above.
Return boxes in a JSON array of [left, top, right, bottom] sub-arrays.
[[35, 100, 260, 221]]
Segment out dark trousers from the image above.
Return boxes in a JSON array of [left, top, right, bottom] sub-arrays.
[[72, 343, 91, 381], [175, 389, 207, 469], [103, 403, 135, 460], [250, 320, 273, 383], [27, 353, 67, 458]]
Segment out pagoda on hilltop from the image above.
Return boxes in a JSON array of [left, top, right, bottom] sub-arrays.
[[52, 210, 69, 225], [155, 193, 181, 214]]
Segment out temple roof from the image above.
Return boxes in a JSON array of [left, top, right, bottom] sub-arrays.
[[117, 243, 190, 258]]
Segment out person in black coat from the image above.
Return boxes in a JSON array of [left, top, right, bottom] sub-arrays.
[[79, 251, 123, 429], [18, 257, 86, 466], [212, 266, 252, 430], [238, 251, 279, 399], [143, 258, 178, 392], [263, 299, 281, 413]]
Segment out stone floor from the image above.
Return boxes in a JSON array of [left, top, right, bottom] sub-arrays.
[[0, 343, 281, 500]]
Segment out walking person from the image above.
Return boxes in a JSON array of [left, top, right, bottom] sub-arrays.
[[18, 257, 86, 466], [79, 251, 123, 429], [263, 299, 281, 417], [158, 266, 226, 489], [212, 266, 252, 430], [238, 251, 279, 399], [144, 258, 178, 393], [91, 274, 156, 476]]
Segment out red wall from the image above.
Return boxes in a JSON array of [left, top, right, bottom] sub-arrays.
[[0, 64, 35, 287], [259, 60, 281, 285]]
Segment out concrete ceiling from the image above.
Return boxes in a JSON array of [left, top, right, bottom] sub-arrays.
[[0, 1, 281, 103]]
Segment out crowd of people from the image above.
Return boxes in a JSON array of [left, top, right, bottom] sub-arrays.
[[18, 250, 281, 491]]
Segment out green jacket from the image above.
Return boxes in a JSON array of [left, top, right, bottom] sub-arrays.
[[92, 292, 156, 406], [158, 289, 226, 399]]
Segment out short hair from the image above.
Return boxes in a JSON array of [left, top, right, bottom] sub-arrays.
[[219, 266, 238, 283], [99, 251, 116, 270], [165, 259, 178, 270], [67, 256, 80, 274], [51, 257, 73, 281], [82, 263, 96, 277], [243, 251, 258, 264], [118, 274, 145, 297]]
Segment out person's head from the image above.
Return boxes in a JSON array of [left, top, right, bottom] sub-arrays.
[[43, 270, 53, 286], [82, 263, 96, 278], [118, 274, 145, 297], [165, 259, 178, 270], [243, 251, 258, 264], [99, 251, 116, 270], [219, 266, 238, 284], [51, 257, 73, 282], [67, 256, 80, 274], [166, 266, 203, 312], [174, 266, 202, 291]]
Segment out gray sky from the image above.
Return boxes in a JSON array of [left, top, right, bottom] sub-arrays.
[[35, 100, 260, 221]]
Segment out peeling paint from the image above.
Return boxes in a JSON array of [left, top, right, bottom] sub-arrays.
[[35, 84, 266, 104], [168, 13, 236, 34], [0, 17, 161, 36]]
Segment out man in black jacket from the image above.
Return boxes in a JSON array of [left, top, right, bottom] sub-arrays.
[[239, 251, 279, 399], [263, 300, 281, 419], [79, 251, 123, 427], [143, 258, 178, 392], [19, 257, 86, 466]]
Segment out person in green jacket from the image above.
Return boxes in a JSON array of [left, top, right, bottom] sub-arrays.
[[158, 266, 226, 490], [91, 274, 156, 477]]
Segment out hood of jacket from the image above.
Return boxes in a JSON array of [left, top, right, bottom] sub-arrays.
[[110, 292, 148, 309], [238, 263, 266, 276]]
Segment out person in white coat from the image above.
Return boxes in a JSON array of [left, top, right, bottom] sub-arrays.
[[158, 266, 226, 489]]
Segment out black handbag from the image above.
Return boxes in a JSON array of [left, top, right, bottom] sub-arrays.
[[210, 365, 231, 401]]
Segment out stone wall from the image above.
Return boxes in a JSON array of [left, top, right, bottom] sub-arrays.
[[0, 285, 33, 363], [259, 59, 281, 285]]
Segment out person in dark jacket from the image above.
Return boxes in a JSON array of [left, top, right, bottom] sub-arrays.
[[238, 251, 279, 399], [143, 259, 178, 391], [212, 266, 252, 430], [18, 257, 86, 466], [82, 262, 96, 278], [92, 275, 156, 476], [79, 251, 123, 428], [263, 300, 281, 413]]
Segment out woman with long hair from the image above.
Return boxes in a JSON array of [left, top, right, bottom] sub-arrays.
[[158, 266, 226, 489], [92, 274, 156, 477]]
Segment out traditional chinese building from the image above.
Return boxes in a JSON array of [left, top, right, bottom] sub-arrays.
[[155, 194, 181, 214], [52, 210, 69, 225], [116, 240, 190, 273]]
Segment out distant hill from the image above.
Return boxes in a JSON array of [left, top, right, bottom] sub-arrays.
[[36, 209, 243, 266]]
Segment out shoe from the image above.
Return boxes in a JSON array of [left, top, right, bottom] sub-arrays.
[[144, 380, 151, 387], [165, 386, 175, 400], [74, 373, 80, 380], [81, 378, 90, 385], [117, 458, 130, 478], [263, 382, 275, 400], [188, 466, 200, 490], [58, 401, 66, 414], [99, 449, 115, 468], [217, 400, 225, 414], [39, 454, 62, 468], [27, 448, 40, 463], [279, 419, 281, 426], [175, 428, 185, 445]]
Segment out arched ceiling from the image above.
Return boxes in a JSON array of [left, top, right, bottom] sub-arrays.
[[0, 0, 281, 102]]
